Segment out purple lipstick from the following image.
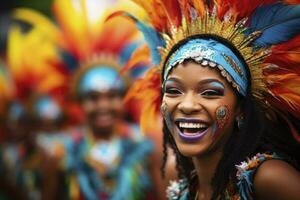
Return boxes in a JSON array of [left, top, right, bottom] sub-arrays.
[[175, 118, 209, 142]]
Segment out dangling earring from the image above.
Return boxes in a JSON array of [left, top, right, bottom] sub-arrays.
[[236, 114, 244, 129]]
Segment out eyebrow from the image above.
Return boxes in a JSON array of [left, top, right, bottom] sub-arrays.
[[165, 77, 225, 87], [164, 77, 181, 83], [199, 79, 225, 88]]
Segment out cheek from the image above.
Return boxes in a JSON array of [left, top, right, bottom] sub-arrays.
[[111, 98, 123, 112], [161, 96, 177, 131], [162, 96, 178, 113], [211, 103, 236, 138], [81, 101, 95, 114]]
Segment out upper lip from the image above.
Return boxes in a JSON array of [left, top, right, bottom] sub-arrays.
[[174, 118, 209, 125]]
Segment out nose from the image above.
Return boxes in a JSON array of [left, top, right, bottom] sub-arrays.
[[96, 96, 111, 110], [178, 92, 203, 114]]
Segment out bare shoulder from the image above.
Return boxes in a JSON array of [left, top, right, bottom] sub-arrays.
[[254, 159, 300, 200]]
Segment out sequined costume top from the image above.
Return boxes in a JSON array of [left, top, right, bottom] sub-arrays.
[[39, 124, 154, 200], [166, 153, 281, 200]]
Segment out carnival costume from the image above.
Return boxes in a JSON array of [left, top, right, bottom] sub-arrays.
[[1, 12, 72, 199], [112, 0, 300, 199], [12, 0, 154, 199]]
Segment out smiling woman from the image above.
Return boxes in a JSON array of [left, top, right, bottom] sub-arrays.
[[162, 60, 239, 158], [117, 0, 300, 199]]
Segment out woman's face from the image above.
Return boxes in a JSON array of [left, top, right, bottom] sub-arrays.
[[162, 61, 240, 157]]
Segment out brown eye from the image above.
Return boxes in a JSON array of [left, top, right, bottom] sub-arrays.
[[201, 89, 224, 97], [107, 90, 121, 99], [86, 92, 99, 102], [165, 87, 182, 96]]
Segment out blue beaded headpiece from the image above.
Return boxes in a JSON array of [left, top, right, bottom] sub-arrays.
[[78, 66, 125, 95], [164, 39, 248, 96], [34, 96, 62, 120]]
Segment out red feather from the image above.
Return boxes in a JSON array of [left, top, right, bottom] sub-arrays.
[[178, 0, 193, 22], [265, 35, 300, 70], [215, 0, 277, 20]]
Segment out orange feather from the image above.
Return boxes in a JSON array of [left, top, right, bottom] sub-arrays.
[[124, 66, 161, 133], [132, 0, 182, 32], [190, 0, 205, 17]]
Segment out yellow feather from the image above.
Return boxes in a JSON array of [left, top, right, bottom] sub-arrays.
[[8, 22, 64, 95], [13, 8, 61, 42], [7, 26, 23, 78]]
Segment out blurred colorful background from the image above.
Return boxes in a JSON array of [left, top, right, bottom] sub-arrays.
[[0, 0, 176, 199]]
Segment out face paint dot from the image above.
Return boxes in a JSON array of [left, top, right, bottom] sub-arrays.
[[216, 106, 227, 119], [214, 106, 230, 137], [161, 102, 167, 115], [161, 102, 173, 132]]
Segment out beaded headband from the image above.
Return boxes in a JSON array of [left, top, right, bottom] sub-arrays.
[[164, 38, 249, 96]]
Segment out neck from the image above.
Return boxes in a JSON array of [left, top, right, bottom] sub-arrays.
[[192, 148, 223, 200], [90, 126, 116, 141]]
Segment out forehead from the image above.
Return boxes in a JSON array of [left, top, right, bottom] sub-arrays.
[[82, 89, 123, 99], [166, 61, 227, 85]]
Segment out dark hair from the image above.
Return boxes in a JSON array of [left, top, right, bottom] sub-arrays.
[[160, 35, 300, 199]]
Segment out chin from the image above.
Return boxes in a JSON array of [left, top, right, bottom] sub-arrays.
[[93, 117, 114, 128], [175, 141, 212, 157], [94, 123, 114, 130], [172, 128, 216, 157]]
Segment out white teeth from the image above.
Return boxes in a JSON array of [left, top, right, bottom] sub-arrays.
[[179, 122, 207, 129]]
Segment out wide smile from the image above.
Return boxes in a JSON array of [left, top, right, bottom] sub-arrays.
[[175, 118, 209, 142], [94, 111, 115, 125]]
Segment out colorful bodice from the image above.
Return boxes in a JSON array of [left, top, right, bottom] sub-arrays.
[[60, 125, 154, 200], [166, 152, 280, 200]]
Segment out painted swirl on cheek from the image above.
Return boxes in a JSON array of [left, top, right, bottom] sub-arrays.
[[213, 105, 229, 138], [161, 101, 173, 132]]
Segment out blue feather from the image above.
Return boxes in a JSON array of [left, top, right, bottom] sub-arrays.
[[59, 50, 78, 72], [119, 12, 165, 65], [119, 42, 140, 65], [249, 3, 300, 47]]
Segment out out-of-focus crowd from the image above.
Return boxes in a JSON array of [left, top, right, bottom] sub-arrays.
[[0, 0, 176, 199]]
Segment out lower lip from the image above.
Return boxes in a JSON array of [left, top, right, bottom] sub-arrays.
[[95, 114, 113, 125], [175, 126, 209, 142]]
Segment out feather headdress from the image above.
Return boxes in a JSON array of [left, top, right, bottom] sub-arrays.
[[111, 0, 300, 142], [12, 0, 149, 96], [8, 24, 67, 101], [10, 0, 151, 125]]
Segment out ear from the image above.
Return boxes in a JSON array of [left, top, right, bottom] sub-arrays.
[[234, 98, 244, 118]]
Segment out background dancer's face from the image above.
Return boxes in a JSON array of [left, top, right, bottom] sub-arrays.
[[81, 90, 123, 133], [162, 61, 241, 157]]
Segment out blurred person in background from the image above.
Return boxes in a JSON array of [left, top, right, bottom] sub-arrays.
[[31, 95, 65, 134], [11, 0, 172, 199], [3, 10, 70, 199], [0, 62, 29, 199], [0, 61, 14, 141]]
